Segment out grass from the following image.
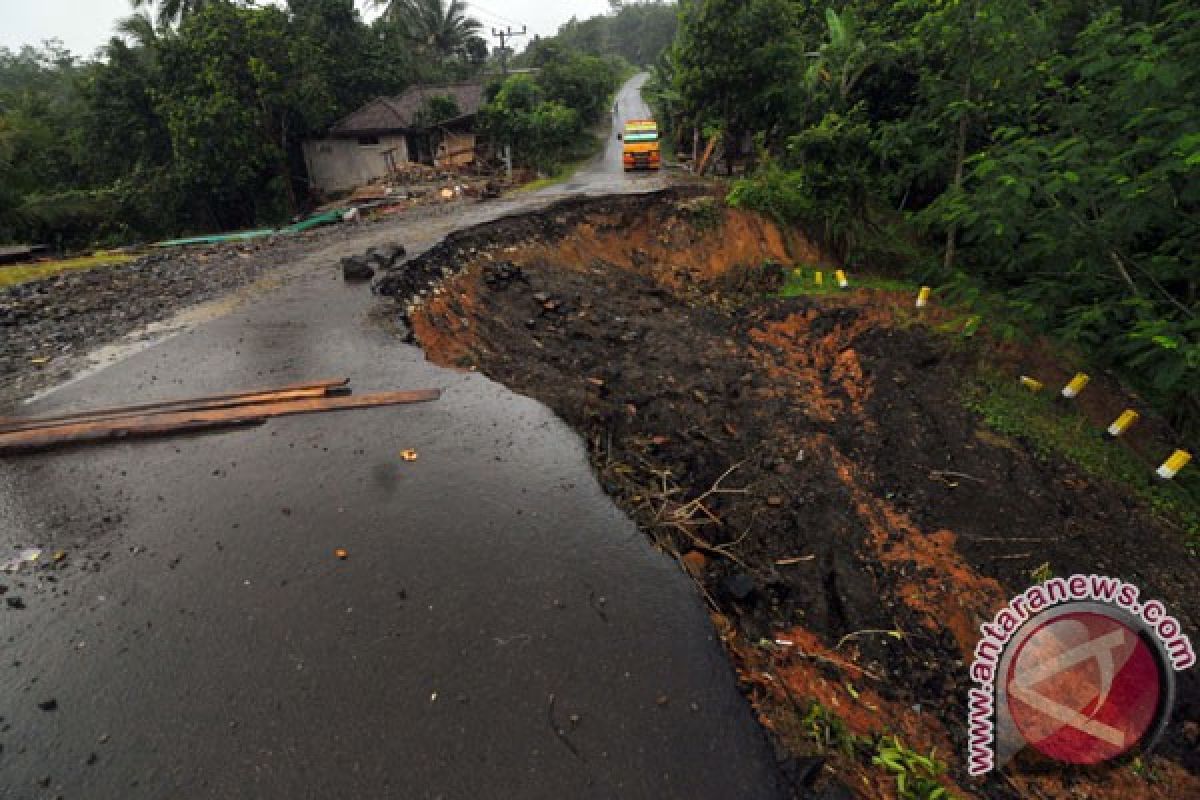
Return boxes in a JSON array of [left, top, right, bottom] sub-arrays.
[[965, 372, 1200, 548], [873, 737, 956, 800], [779, 264, 916, 298], [510, 131, 606, 194], [0, 252, 137, 289], [800, 701, 862, 755]]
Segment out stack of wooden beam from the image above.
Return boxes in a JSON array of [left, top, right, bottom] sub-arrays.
[[0, 378, 439, 455]]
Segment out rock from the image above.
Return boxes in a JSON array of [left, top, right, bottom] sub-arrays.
[[720, 573, 756, 601], [341, 256, 374, 282], [483, 261, 525, 290], [37, 699, 57, 712], [681, 551, 708, 577], [5, 596, 24, 610], [377, 243, 406, 266]]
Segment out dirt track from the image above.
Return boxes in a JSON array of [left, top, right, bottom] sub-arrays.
[[380, 188, 1200, 799]]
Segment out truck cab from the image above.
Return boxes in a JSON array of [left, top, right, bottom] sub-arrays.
[[620, 119, 661, 172]]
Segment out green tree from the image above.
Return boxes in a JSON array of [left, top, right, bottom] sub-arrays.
[[534, 43, 621, 125], [372, 0, 481, 62], [673, 0, 805, 171], [130, 0, 226, 29], [480, 73, 586, 174]]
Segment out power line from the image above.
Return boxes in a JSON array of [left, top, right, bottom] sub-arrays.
[[468, 2, 522, 28], [468, 10, 516, 33]]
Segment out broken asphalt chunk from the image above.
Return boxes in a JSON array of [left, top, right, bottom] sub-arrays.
[[341, 256, 374, 282], [719, 573, 756, 602]]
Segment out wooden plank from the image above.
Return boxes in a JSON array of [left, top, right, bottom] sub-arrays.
[[696, 135, 719, 177], [0, 378, 350, 434], [0, 388, 441, 456]]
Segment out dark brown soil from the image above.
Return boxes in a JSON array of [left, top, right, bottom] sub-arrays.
[[380, 189, 1200, 799]]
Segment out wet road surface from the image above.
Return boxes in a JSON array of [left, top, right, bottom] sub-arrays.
[[0, 76, 784, 799]]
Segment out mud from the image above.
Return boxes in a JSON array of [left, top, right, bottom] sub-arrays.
[[381, 189, 1199, 798]]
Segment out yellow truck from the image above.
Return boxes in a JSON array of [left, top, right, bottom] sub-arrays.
[[618, 119, 661, 172]]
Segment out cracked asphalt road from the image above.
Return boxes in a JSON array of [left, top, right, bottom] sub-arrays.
[[0, 75, 786, 799]]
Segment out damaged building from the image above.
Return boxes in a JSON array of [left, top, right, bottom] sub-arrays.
[[302, 82, 486, 194]]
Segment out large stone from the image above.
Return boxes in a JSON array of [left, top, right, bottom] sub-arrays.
[[376, 243, 407, 266], [341, 256, 374, 282]]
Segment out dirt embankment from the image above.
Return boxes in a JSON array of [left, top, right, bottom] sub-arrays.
[[379, 188, 1200, 799]]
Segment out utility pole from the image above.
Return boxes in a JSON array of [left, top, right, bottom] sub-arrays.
[[491, 26, 526, 76]]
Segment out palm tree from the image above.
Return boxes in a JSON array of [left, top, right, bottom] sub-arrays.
[[129, 0, 221, 30], [374, 0, 482, 61], [804, 8, 874, 105], [115, 11, 164, 48]]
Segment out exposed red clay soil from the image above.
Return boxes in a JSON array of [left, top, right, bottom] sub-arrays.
[[380, 189, 1200, 799]]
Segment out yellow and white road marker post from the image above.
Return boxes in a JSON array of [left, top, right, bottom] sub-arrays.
[[1060, 373, 1090, 400], [1019, 376, 1044, 392], [836, 270, 849, 289], [1156, 450, 1192, 480], [916, 286, 931, 309], [1106, 410, 1139, 438]]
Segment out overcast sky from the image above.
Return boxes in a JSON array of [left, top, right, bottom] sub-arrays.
[[0, 1, 615, 59]]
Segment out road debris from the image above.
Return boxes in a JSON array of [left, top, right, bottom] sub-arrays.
[[341, 242, 406, 283], [400, 449, 419, 462], [334, 548, 349, 560], [547, 693, 584, 761], [0, 378, 350, 434], [2, 548, 43, 573], [0, 383, 440, 455]]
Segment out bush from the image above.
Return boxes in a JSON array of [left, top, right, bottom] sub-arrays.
[[481, 72, 591, 174]]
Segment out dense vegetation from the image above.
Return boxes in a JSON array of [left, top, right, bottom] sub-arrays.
[[482, 45, 627, 175], [0, 0, 479, 245], [659, 1, 1199, 437], [0, 0, 660, 246], [517, 0, 678, 69]]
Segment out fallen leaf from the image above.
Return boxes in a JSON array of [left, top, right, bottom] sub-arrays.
[[400, 450, 419, 462]]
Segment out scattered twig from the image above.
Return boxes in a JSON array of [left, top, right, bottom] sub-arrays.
[[587, 589, 608, 623], [963, 536, 1051, 543], [778, 642, 884, 683], [547, 693, 584, 761], [926, 468, 987, 485], [775, 555, 816, 565], [991, 552, 1032, 560], [835, 629, 906, 651]]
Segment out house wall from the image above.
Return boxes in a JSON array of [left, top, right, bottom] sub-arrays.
[[302, 135, 409, 193]]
